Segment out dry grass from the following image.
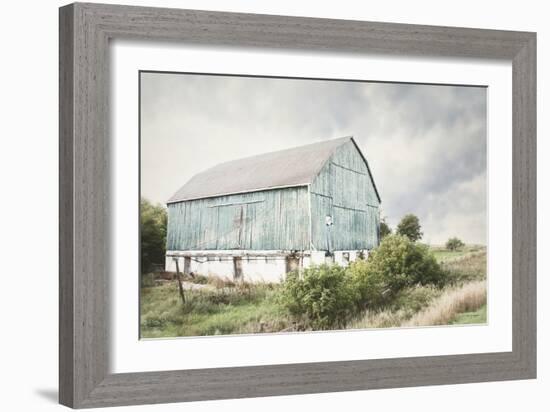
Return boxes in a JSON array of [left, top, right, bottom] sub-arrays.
[[403, 280, 486, 327], [348, 307, 413, 329], [347, 285, 440, 329], [347, 280, 486, 329]]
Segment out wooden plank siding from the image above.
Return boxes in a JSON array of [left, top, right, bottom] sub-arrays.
[[310, 140, 380, 251], [167, 187, 310, 251], [167, 138, 379, 254]]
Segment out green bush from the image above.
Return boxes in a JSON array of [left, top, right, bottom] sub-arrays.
[[349, 235, 447, 308], [279, 265, 358, 329], [279, 236, 447, 328], [347, 258, 388, 308]]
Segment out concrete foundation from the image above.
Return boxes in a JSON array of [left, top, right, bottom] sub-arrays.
[[165, 249, 369, 283]]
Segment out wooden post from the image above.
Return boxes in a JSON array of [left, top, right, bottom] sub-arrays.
[[174, 258, 185, 305]]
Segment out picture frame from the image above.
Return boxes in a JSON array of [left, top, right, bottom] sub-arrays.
[[59, 2, 536, 408]]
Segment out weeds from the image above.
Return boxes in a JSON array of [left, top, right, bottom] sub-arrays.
[[141, 247, 487, 337]]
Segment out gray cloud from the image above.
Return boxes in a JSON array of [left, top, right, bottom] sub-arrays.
[[141, 72, 486, 245]]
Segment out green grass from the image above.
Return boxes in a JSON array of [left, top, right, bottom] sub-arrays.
[[450, 304, 487, 325], [140, 281, 292, 338]]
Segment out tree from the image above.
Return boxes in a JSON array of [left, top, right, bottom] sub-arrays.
[[379, 216, 392, 239], [396, 214, 423, 242], [446, 237, 465, 251], [140, 198, 167, 274]]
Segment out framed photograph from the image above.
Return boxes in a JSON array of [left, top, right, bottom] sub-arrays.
[[59, 2, 536, 408]]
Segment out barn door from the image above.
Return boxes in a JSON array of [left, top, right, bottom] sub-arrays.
[[233, 203, 257, 250], [213, 200, 259, 250], [213, 204, 245, 249]]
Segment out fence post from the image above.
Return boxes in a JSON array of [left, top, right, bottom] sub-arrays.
[[174, 258, 186, 305]]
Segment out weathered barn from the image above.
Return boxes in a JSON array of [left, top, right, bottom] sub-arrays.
[[165, 136, 381, 282]]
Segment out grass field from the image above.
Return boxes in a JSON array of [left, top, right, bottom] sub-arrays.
[[431, 244, 485, 263], [140, 246, 487, 338]]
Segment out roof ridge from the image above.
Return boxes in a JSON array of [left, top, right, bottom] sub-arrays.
[[208, 135, 352, 170]]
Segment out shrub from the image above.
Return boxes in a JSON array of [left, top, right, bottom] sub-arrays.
[[274, 237, 448, 328], [349, 235, 447, 308], [446, 237, 465, 251], [347, 258, 388, 308], [279, 265, 358, 329]]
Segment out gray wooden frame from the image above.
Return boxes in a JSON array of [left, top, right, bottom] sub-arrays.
[[59, 2, 536, 409]]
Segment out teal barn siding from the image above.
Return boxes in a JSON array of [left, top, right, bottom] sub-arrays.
[[310, 140, 380, 251], [167, 187, 310, 251], [166, 136, 380, 255]]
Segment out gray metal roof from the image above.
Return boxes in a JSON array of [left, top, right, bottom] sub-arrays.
[[167, 136, 379, 203]]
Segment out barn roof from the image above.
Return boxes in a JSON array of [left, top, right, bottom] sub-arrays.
[[167, 136, 381, 204]]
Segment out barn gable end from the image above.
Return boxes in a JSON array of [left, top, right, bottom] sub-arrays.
[[310, 139, 380, 251]]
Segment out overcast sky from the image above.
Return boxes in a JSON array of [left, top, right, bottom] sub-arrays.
[[140, 72, 486, 245]]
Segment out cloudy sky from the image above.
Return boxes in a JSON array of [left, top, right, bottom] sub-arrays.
[[140, 72, 486, 245]]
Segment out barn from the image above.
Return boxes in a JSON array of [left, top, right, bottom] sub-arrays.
[[165, 136, 381, 282]]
